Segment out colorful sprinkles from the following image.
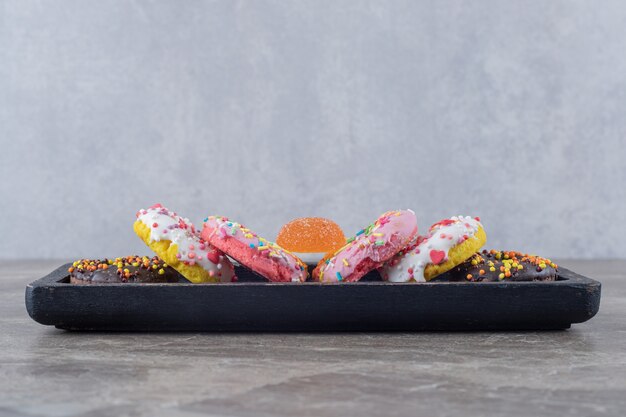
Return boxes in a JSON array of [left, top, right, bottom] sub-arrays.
[[449, 250, 558, 282], [68, 256, 171, 282], [135, 204, 235, 282], [203, 216, 308, 282], [381, 215, 484, 283], [314, 210, 417, 283]]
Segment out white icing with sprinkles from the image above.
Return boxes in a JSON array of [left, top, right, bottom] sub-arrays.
[[381, 216, 483, 283], [135, 204, 234, 282]]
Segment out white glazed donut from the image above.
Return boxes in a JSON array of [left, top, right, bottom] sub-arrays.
[[380, 216, 486, 282], [134, 204, 235, 283]]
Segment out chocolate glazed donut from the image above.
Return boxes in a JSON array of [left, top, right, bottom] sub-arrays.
[[69, 256, 186, 284], [432, 250, 558, 282]]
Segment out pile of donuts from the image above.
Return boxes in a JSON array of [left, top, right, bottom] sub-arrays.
[[68, 204, 558, 284]]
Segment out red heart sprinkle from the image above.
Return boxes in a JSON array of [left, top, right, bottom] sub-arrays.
[[430, 250, 446, 265], [207, 250, 220, 264]]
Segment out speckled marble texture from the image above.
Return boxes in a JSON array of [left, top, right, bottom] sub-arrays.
[[1, 1, 626, 260], [0, 260, 624, 416]]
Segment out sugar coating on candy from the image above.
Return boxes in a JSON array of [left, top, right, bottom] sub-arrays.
[[276, 217, 346, 254]]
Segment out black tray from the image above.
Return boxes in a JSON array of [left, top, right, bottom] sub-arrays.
[[25, 264, 601, 331]]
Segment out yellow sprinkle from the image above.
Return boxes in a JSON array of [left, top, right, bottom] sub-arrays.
[[132, 262, 139, 267], [539, 263, 547, 269], [342, 259, 349, 267], [117, 262, 123, 269], [158, 268, 165, 275], [123, 268, 130, 274], [372, 233, 384, 237], [245, 234, 253, 239], [337, 242, 351, 252], [257, 246, 269, 251], [489, 267, 496, 272], [498, 273, 505, 280], [517, 265, 523, 270], [471, 259, 478, 266], [152, 264, 158, 269]]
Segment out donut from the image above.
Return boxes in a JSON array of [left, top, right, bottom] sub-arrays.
[[68, 256, 185, 284], [312, 210, 418, 283], [432, 250, 558, 282], [134, 204, 235, 283], [275, 217, 346, 265], [201, 216, 308, 282], [380, 215, 486, 282]]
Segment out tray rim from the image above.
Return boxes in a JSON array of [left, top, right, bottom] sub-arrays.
[[25, 263, 602, 332]]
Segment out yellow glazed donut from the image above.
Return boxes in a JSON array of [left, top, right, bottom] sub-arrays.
[[380, 216, 486, 282], [134, 204, 235, 283]]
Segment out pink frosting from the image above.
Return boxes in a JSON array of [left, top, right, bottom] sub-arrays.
[[313, 210, 418, 282], [201, 216, 308, 283]]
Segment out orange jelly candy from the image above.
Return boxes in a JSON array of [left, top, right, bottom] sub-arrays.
[[276, 217, 346, 254]]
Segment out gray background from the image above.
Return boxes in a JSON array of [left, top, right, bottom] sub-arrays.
[[1, 0, 625, 260]]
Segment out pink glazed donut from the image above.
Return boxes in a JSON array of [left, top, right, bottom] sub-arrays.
[[312, 210, 418, 283], [201, 216, 308, 283]]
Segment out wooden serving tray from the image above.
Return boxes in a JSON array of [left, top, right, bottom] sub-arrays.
[[25, 264, 601, 331]]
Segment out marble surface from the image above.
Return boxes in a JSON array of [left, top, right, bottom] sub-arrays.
[[1, 260, 625, 417], [2, 1, 626, 260]]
